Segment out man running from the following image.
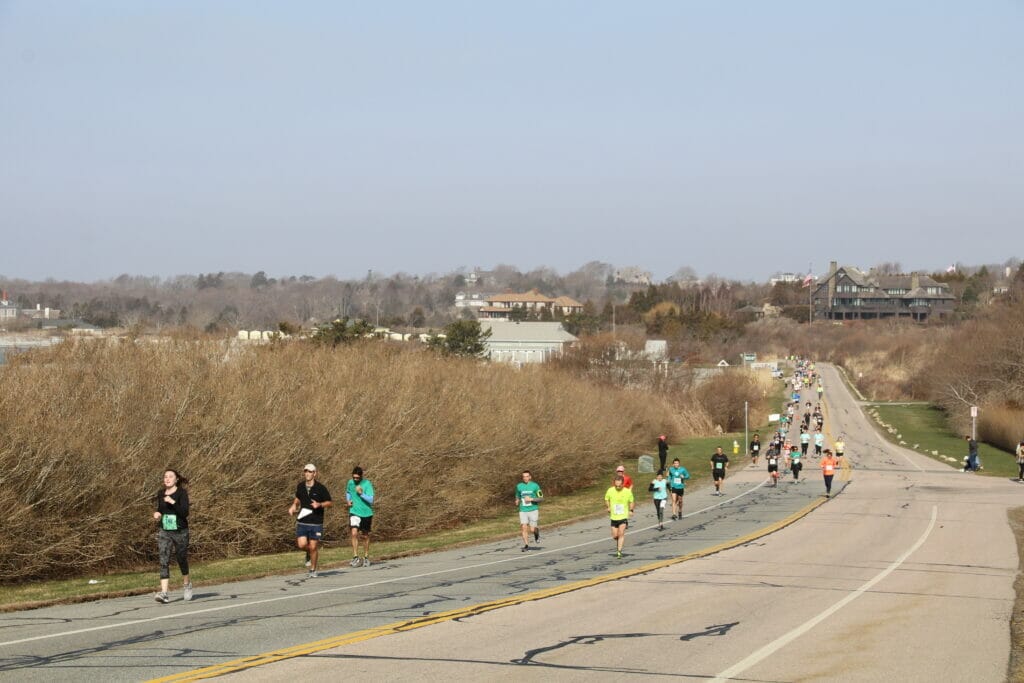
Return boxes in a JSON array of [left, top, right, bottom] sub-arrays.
[[766, 448, 780, 486], [605, 475, 635, 558], [750, 433, 761, 466], [288, 464, 332, 578], [667, 458, 690, 520], [710, 447, 729, 496], [821, 449, 838, 497], [515, 470, 543, 551], [346, 466, 374, 567]]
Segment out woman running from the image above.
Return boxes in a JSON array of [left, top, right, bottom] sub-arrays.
[[153, 469, 192, 604]]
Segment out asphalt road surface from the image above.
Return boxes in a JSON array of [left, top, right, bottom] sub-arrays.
[[1, 363, 1020, 682]]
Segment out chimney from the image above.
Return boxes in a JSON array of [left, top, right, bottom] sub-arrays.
[[45, 307, 51, 319], [911, 273, 920, 291], [827, 261, 838, 309], [37, 303, 41, 311]]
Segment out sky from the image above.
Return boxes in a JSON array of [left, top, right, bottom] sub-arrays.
[[1, 1, 1021, 283]]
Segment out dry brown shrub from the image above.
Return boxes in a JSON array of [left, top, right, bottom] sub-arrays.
[[979, 405, 1024, 452], [695, 371, 770, 432], [0, 339, 674, 582]]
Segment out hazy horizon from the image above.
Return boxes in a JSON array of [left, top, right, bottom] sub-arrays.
[[3, 2, 1021, 282]]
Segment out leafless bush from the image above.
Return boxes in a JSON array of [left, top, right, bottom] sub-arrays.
[[978, 405, 1024, 453], [695, 371, 771, 432], [0, 339, 675, 581]]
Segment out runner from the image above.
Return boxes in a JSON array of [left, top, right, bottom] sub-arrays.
[[667, 458, 690, 520], [787, 445, 803, 481], [835, 436, 846, 461], [346, 466, 375, 567], [649, 470, 668, 531], [614, 465, 633, 489], [814, 430, 825, 457], [288, 463, 332, 578], [1016, 440, 1024, 482], [515, 470, 543, 551], [749, 433, 761, 466], [800, 429, 811, 456], [766, 449, 780, 487], [657, 434, 669, 473], [820, 449, 838, 497], [710, 447, 729, 496], [605, 475, 635, 558], [153, 469, 192, 604]]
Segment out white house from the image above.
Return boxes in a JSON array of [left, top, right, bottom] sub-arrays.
[[482, 321, 578, 364]]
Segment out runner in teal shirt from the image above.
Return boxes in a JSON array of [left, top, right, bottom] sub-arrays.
[[515, 471, 543, 551], [667, 459, 690, 520], [649, 470, 669, 530], [346, 466, 374, 567]]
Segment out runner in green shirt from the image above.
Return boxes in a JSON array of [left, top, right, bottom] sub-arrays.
[[605, 475, 635, 558], [515, 470, 543, 551], [346, 466, 375, 567]]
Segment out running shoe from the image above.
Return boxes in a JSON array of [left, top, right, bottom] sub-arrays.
[[534, 529, 540, 543], [155, 592, 170, 604], [308, 570, 318, 578], [616, 551, 622, 559], [304, 559, 311, 568], [350, 557, 362, 568], [362, 557, 371, 567], [658, 525, 664, 531], [521, 544, 529, 552], [183, 582, 193, 602]]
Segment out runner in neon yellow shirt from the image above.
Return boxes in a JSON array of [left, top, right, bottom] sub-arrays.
[[605, 475, 635, 558]]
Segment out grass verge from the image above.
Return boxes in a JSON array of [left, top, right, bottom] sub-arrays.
[[0, 423, 777, 613], [864, 402, 1018, 479]]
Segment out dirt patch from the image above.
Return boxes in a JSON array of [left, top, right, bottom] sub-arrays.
[[1007, 506, 1024, 682]]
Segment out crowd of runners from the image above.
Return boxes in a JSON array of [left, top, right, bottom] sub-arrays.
[[151, 359, 846, 602]]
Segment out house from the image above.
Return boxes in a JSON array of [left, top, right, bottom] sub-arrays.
[[454, 292, 489, 309], [769, 273, 801, 286], [0, 301, 17, 322], [21, 304, 61, 320], [811, 261, 955, 322], [481, 321, 578, 364], [479, 290, 584, 320], [614, 267, 652, 286]]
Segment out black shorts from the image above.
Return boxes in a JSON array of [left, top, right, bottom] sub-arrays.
[[610, 518, 628, 528], [712, 471, 725, 481], [767, 465, 778, 473], [670, 488, 685, 496], [349, 514, 373, 533]]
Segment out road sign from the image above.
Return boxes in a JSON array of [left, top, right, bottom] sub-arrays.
[[970, 406, 978, 418], [741, 353, 756, 362]]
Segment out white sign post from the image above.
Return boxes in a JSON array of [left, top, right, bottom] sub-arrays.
[[970, 405, 978, 440]]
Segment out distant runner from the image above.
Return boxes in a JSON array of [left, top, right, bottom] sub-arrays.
[[516, 470, 543, 551], [667, 458, 690, 520], [605, 475, 635, 558], [821, 449, 838, 497], [834, 436, 845, 461], [1017, 440, 1024, 482], [800, 430, 811, 456], [750, 433, 761, 466], [614, 465, 633, 489], [649, 470, 668, 531], [766, 449, 780, 487], [814, 431, 824, 457], [710, 447, 729, 496], [787, 446, 803, 481]]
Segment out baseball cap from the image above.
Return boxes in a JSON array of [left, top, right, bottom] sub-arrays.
[[303, 463, 317, 472], [615, 465, 625, 472], [659, 434, 666, 439]]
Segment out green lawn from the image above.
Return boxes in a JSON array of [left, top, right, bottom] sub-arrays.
[[0, 386, 787, 611], [865, 403, 1018, 478]]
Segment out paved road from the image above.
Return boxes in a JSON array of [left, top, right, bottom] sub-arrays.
[[0, 384, 835, 681], [2, 363, 1018, 682], [221, 364, 1023, 682]]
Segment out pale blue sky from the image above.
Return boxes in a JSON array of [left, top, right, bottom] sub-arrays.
[[2, 1, 1021, 282]]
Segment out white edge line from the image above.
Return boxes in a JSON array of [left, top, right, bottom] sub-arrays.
[[0, 479, 770, 648], [710, 504, 938, 683]]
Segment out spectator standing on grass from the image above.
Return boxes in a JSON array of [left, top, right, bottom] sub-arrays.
[[153, 469, 192, 604], [657, 435, 669, 472], [288, 463, 332, 578], [1015, 440, 1024, 482], [964, 435, 980, 472], [347, 466, 375, 567], [516, 470, 543, 551]]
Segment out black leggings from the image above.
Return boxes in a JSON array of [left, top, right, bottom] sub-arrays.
[[1018, 462, 1024, 480], [158, 529, 190, 579], [653, 498, 666, 521], [824, 474, 834, 494]]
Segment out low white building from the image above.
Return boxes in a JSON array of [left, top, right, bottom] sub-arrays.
[[482, 321, 577, 364]]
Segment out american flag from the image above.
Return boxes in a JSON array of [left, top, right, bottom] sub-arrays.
[[802, 273, 816, 287]]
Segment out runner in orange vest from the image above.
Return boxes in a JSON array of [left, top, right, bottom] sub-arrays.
[[820, 449, 839, 498]]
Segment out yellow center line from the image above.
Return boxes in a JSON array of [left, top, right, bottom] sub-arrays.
[[149, 496, 829, 682]]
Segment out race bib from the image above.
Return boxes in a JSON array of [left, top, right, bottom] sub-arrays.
[[613, 503, 625, 515], [753, 444, 759, 451], [161, 514, 178, 531], [672, 477, 681, 485], [715, 462, 723, 470]]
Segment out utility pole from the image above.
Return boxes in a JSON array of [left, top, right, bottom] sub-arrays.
[[744, 401, 749, 461]]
